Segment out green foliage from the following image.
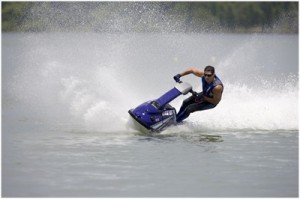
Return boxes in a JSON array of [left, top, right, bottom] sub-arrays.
[[2, 2, 298, 33], [2, 2, 31, 31]]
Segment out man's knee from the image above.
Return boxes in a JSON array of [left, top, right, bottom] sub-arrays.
[[185, 105, 198, 114], [183, 96, 194, 105], [185, 102, 215, 114]]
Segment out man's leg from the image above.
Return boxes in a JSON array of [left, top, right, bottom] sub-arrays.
[[176, 101, 216, 122], [176, 95, 195, 118]]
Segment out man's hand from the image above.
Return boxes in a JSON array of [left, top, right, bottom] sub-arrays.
[[194, 92, 204, 103], [173, 74, 181, 82], [191, 91, 198, 97], [202, 94, 210, 101]]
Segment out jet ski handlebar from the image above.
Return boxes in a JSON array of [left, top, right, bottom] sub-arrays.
[[175, 81, 195, 96], [176, 81, 198, 97], [190, 90, 198, 96]]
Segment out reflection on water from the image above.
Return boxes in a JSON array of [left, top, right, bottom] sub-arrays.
[[198, 134, 223, 142], [135, 130, 224, 143]]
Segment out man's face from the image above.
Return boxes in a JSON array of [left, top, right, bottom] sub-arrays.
[[204, 71, 214, 83]]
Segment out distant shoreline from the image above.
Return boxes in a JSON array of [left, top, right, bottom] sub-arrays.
[[2, 2, 298, 34]]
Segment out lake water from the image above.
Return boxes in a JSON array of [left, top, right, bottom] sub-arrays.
[[2, 33, 298, 197]]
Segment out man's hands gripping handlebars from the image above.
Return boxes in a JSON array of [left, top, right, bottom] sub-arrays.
[[173, 74, 182, 83]]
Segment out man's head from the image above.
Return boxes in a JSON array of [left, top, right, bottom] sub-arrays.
[[204, 65, 215, 83], [204, 65, 215, 74]]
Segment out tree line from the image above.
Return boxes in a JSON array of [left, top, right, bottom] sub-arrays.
[[2, 2, 298, 33]]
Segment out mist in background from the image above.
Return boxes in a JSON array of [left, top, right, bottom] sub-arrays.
[[2, 1, 299, 132]]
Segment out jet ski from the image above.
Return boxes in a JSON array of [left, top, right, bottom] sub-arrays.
[[128, 81, 193, 133]]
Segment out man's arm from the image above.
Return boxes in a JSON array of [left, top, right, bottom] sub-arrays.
[[203, 85, 223, 105], [179, 67, 204, 77]]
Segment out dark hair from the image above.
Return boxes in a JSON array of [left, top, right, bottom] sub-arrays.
[[204, 65, 215, 74]]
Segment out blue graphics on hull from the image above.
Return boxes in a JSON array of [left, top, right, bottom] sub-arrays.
[[128, 82, 192, 133]]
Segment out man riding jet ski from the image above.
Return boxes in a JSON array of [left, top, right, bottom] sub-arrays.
[[128, 65, 223, 133], [174, 65, 223, 123]]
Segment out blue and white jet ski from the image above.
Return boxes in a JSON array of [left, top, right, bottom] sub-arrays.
[[128, 82, 193, 133]]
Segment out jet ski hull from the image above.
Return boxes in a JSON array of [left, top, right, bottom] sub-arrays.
[[128, 82, 192, 133]]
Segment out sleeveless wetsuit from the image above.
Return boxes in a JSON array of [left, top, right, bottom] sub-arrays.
[[202, 75, 223, 97]]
